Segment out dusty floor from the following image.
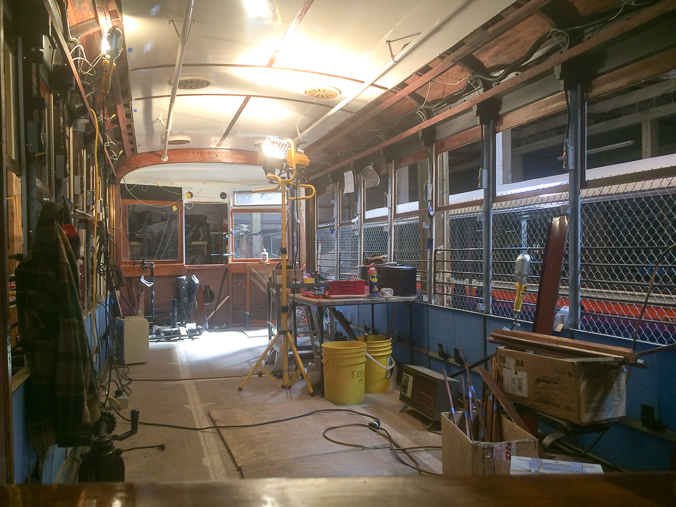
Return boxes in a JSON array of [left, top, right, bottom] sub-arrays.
[[110, 329, 442, 482]]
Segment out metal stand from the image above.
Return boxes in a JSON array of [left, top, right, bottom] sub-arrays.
[[239, 140, 315, 392]]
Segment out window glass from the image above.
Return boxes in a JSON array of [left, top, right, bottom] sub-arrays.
[[126, 203, 179, 260], [396, 159, 426, 212], [365, 165, 388, 216], [446, 140, 481, 196], [184, 203, 229, 265], [234, 191, 282, 206], [340, 189, 357, 223], [232, 212, 282, 259], [317, 189, 333, 226]]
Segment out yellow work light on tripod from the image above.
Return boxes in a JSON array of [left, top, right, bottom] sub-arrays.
[[239, 138, 315, 392]]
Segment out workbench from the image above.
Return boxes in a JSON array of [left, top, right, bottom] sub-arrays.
[[291, 294, 417, 362]]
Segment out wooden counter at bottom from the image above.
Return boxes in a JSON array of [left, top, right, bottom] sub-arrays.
[[1, 474, 674, 506]]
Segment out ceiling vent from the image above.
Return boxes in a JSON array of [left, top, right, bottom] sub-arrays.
[[304, 86, 340, 99], [167, 135, 191, 145], [175, 75, 211, 89]]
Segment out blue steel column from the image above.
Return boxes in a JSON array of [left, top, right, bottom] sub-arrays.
[[481, 120, 496, 316], [567, 84, 585, 332]]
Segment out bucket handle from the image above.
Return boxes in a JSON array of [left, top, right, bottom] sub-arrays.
[[366, 353, 395, 371]]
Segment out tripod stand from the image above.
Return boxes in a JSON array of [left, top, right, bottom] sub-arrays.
[[239, 140, 315, 392]]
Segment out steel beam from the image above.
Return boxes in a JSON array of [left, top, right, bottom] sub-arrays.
[[481, 118, 496, 315], [567, 84, 585, 332]]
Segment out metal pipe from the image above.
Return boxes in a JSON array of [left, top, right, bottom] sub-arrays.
[[481, 120, 496, 316], [568, 84, 585, 331], [161, 0, 195, 162], [295, 0, 472, 142]]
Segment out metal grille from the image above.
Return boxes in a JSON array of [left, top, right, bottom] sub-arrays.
[[580, 177, 676, 346], [338, 223, 359, 279], [492, 192, 569, 321], [316, 226, 336, 280], [363, 220, 389, 260], [393, 215, 428, 291], [434, 207, 483, 311]]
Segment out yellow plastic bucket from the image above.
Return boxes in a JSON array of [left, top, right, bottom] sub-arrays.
[[322, 341, 366, 405], [363, 336, 393, 394]]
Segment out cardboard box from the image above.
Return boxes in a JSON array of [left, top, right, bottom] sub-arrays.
[[494, 348, 627, 425], [510, 456, 603, 474], [115, 317, 149, 365], [441, 412, 538, 475], [274, 269, 304, 286]]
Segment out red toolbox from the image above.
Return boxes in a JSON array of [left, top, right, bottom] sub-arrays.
[[324, 280, 367, 297]]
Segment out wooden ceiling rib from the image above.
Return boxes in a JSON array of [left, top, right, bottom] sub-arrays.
[[305, 0, 557, 157], [214, 0, 315, 148], [117, 148, 259, 180]]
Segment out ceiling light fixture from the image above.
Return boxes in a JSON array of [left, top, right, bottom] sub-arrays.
[[244, 0, 273, 20], [175, 75, 211, 89], [304, 86, 341, 99], [100, 26, 124, 94], [167, 135, 191, 145]]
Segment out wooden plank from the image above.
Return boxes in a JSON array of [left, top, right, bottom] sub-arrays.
[[532, 216, 568, 335], [588, 46, 676, 101], [4, 474, 676, 505], [207, 295, 230, 321], [476, 367, 531, 435], [490, 329, 639, 364]]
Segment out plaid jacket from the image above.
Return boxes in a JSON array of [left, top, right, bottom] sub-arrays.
[[15, 202, 100, 451]]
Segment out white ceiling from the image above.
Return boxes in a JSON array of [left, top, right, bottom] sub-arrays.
[[121, 0, 513, 183]]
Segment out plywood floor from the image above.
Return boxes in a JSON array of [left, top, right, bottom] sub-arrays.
[[113, 330, 442, 481]]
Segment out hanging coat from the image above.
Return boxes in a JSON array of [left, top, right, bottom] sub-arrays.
[[15, 202, 100, 451]]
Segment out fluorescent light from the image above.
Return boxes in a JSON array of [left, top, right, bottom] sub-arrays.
[[244, 0, 273, 19], [558, 140, 636, 161]]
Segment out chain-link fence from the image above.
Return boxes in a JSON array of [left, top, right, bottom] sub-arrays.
[[338, 223, 360, 280], [434, 207, 483, 311], [580, 176, 676, 346], [363, 219, 389, 261], [316, 226, 336, 280], [393, 215, 428, 292], [492, 192, 569, 322]]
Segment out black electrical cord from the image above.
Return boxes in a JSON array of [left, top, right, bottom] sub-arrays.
[[322, 423, 441, 476], [121, 444, 166, 454], [129, 374, 248, 382], [111, 406, 380, 432]]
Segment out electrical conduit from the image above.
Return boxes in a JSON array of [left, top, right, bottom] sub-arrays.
[[161, 0, 195, 162]]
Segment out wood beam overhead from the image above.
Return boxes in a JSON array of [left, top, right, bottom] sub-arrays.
[[309, 0, 676, 181], [306, 0, 556, 157]]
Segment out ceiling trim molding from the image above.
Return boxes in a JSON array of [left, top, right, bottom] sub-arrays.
[[118, 148, 259, 180], [131, 92, 355, 112], [127, 63, 390, 90]]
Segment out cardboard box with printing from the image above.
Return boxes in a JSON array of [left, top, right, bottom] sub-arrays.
[[494, 348, 627, 425], [442, 412, 538, 475]]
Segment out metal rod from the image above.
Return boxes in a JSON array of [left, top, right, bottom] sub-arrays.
[[482, 119, 496, 315], [568, 84, 585, 331], [161, 0, 195, 162]]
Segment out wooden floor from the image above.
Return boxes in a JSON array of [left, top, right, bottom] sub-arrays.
[[113, 330, 442, 481]]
